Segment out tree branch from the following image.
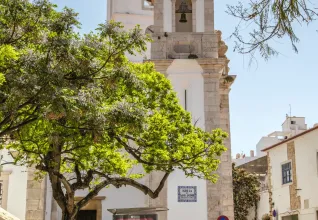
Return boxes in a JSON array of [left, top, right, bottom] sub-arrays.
[[108, 172, 170, 199]]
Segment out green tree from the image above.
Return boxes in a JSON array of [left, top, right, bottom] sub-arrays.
[[1, 1, 228, 219], [227, 0, 318, 60], [233, 163, 260, 220], [0, 0, 73, 136], [0, 45, 19, 85]]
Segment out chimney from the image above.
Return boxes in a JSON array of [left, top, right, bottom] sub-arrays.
[[250, 150, 255, 157], [236, 153, 240, 159]]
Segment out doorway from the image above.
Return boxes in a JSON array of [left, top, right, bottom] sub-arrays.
[[77, 210, 97, 220], [282, 214, 298, 220]]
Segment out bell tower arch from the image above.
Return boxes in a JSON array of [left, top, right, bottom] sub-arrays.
[[174, 0, 193, 32]]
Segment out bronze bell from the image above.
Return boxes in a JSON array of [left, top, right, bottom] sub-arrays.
[[179, 12, 187, 23]]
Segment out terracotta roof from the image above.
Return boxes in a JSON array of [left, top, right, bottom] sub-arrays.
[[262, 125, 318, 152]]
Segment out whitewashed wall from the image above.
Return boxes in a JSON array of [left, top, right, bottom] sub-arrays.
[[258, 191, 270, 219], [167, 59, 205, 128], [1, 150, 27, 220], [260, 129, 318, 220], [256, 137, 280, 157], [108, 0, 153, 19], [268, 144, 291, 217], [248, 191, 270, 220], [293, 129, 318, 220], [281, 117, 307, 132], [166, 59, 207, 220], [167, 170, 207, 220]]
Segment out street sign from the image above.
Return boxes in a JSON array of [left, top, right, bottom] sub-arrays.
[[177, 186, 197, 202], [217, 216, 229, 220]]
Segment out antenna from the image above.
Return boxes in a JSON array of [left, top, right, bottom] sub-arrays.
[[289, 104, 292, 117]]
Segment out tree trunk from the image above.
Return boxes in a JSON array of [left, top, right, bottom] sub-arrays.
[[62, 211, 78, 220]]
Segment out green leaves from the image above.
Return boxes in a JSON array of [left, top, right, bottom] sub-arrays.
[[233, 163, 261, 220], [0, 44, 19, 85]]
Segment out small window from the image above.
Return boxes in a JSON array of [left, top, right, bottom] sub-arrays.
[[282, 162, 292, 184], [291, 120, 296, 124]]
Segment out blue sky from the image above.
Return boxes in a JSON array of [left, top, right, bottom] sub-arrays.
[[52, 0, 318, 157]]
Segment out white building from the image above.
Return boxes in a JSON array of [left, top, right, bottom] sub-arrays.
[[1, 1, 237, 220], [238, 116, 318, 220], [234, 116, 308, 166], [261, 122, 318, 220]]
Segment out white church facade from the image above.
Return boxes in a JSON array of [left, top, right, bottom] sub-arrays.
[[0, 1, 236, 220]]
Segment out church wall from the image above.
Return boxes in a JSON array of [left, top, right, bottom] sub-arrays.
[[167, 170, 207, 220], [165, 59, 207, 220], [166, 59, 205, 128], [74, 165, 149, 220], [47, 186, 148, 220], [163, 0, 172, 32], [47, 180, 149, 220], [110, 0, 153, 17], [106, 0, 235, 219], [195, 0, 204, 32], [99, 186, 148, 220], [1, 149, 28, 220]]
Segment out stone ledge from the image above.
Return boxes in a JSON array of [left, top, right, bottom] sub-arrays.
[[0, 208, 19, 220]]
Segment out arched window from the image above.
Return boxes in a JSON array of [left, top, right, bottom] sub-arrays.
[[175, 0, 192, 32]]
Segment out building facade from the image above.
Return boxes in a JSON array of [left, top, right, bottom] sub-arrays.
[[263, 124, 318, 220], [237, 117, 318, 220]]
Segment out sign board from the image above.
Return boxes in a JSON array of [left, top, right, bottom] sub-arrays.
[[178, 186, 197, 202], [217, 216, 229, 220], [114, 214, 157, 220], [273, 210, 277, 217]]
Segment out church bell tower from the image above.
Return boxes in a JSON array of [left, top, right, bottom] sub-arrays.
[[148, 1, 235, 218], [108, 0, 236, 220]]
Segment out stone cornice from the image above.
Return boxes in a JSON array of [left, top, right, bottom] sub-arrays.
[[197, 57, 229, 66], [146, 59, 174, 74], [0, 171, 12, 180], [219, 75, 236, 93], [197, 58, 230, 78]]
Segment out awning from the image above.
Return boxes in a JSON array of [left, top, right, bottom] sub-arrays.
[[107, 207, 168, 215]]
